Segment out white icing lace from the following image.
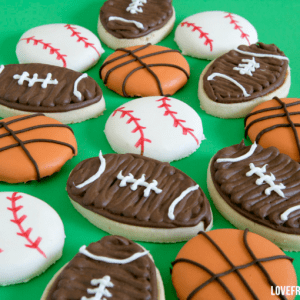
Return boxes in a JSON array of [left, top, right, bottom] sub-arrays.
[[281, 205, 300, 221], [126, 0, 147, 14], [108, 16, 144, 29], [233, 57, 260, 76], [81, 276, 113, 300], [234, 48, 289, 61], [13, 72, 58, 88], [74, 73, 88, 100]]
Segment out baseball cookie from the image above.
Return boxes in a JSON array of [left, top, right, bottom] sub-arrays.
[[98, 0, 175, 49], [99, 44, 190, 97], [41, 235, 165, 300], [66, 151, 213, 243], [16, 24, 104, 72], [0, 63, 105, 123], [104, 96, 204, 162], [0, 192, 65, 286], [0, 114, 77, 183], [208, 141, 300, 251], [199, 43, 290, 118], [172, 229, 297, 300]]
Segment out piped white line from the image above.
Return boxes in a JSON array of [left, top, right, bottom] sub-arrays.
[[234, 48, 289, 61], [74, 73, 88, 100], [281, 205, 300, 221], [108, 16, 144, 29]]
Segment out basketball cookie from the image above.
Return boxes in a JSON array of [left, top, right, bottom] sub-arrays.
[[175, 11, 258, 60], [16, 24, 104, 72], [198, 43, 290, 118], [104, 96, 204, 162], [99, 44, 190, 97], [66, 151, 213, 243], [208, 141, 300, 251], [98, 0, 175, 49], [41, 235, 165, 300], [172, 229, 297, 300], [0, 192, 65, 286], [0, 114, 77, 183], [0, 63, 105, 124]]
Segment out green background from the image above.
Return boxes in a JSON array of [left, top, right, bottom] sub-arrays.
[[0, 0, 300, 299]]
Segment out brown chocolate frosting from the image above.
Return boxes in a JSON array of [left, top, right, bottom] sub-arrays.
[[0, 63, 102, 112], [67, 153, 211, 229], [100, 0, 173, 39], [46, 235, 157, 300], [203, 43, 289, 104]]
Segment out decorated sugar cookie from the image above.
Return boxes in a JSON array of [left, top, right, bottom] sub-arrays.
[[0, 192, 65, 286], [16, 24, 104, 72]]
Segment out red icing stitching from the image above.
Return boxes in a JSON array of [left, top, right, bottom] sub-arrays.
[[156, 97, 199, 145], [7, 192, 46, 258], [180, 21, 213, 52], [112, 107, 151, 155], [224, 13, 251, 45], [64, 24, 101, 57], [0, 249, 3, 253]]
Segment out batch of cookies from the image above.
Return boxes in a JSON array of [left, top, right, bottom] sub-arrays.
[[1, 0, 299, 299]]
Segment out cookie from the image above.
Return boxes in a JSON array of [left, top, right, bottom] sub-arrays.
[[66, 151, 213, 243], [104, 96, 204, 162], [172, 229, 297, 300], [198, 43, 290, 118], [97, 0, 175, 49], [208, 140, 300, 251], [0, 63, 105, 124], [0, 192, 65, 286], [99, 44, 190, 97], [245, 97, 300, 162], [175, 11, 258, 60], [41, 235, 165, 300], [0, 114, 77, 183], [16, 24, 104, 72]]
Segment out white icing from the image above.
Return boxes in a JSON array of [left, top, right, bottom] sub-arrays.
[[108, 16, 144, 29], [233, 57, 260, 76], [74, 73, 88, 100], [168, 185, 199, 220], [281, 205, 300, 221], [0, 65, 4, 74], [126, 0, 147, 14], [81, 276, 113, 300], [13, 72, 58, 88], [234, 48, 289, 61]]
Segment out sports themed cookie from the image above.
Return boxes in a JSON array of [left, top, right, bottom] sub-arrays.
[[98, 0, 175, 49], [0, 192, 65, 286], [0, 63, 105, 124], [16, 24, 104, 72], [99, 44, 190, 97], [245, 97, 300, 162], [0, 114, 77, 183], [104, 96, 204, 162], [172, 229, 297, 300], [208, 141, 300, 251], [41, 235, 165, 300], [175, 11, 258, 60], [67, 151, 213, 243], [199, 43, 290, 118]]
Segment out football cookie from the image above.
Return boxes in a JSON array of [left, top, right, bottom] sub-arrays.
[[16, 24, 104, 72], [0, 114, 77, 183], [99, 44, 190, 97], [172, 229, 297, 300], [66, 151, 213, 243], [41, 235, 164, 300], [98, 0, 175, 49], [199, 43, 290, 118], [208, 141, 300, 251], [0, 192, 65, 286], [104, 96, 204, 162], [175, 11, 258, 60]]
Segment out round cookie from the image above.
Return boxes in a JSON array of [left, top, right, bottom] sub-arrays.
[[0, 192, 65, 286], [16, 24, 104, 72], [98, 0, 175, 49], [0, 114, 77, 183], [175, 11, 258, 60], [99, 44, 190, 97], [172, 229, 297, 300]]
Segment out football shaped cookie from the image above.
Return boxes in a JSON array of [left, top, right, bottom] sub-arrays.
[[67, 151, 213, 243], [198, 43, 290, 118]]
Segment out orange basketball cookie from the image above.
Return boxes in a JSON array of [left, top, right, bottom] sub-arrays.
[[245, 97, 300, 162], [172, 229, 297, 300], [0, 114, 77, 183], [99, 43, 190, 97]]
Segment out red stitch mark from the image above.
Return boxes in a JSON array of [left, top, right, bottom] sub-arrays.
[[224, 13, 250, 45], [180, 21, 213, 52], [156, 97, 199, 145], [112, 107, 151, 155], [6, 192, 46, 258], [0, 249, 3, 253], [64, 24, 101, 57]]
